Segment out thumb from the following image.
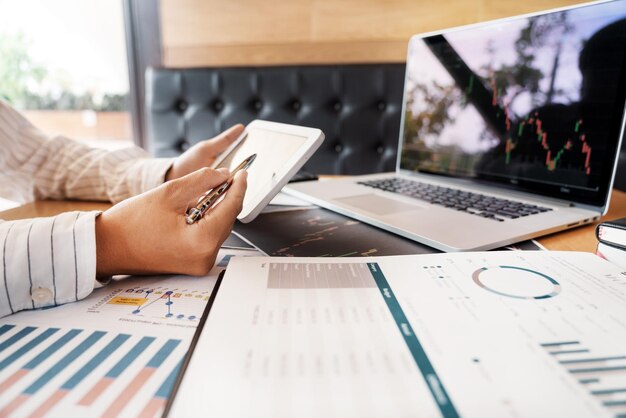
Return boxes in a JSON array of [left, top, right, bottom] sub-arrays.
[[167, 167, 229, 207], [202, 124, 245, 154], [199, 170, 247, 239]]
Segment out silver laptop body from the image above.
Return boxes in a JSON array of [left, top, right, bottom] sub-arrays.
[[286, 0, 626, 252]]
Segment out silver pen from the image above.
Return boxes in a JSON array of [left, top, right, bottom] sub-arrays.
[[185, 154, 256, 224]]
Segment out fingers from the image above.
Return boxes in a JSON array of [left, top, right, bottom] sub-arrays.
[[202, 124, 244, 155], [198, 170, 248, 242], [167, 167, 229, 208]]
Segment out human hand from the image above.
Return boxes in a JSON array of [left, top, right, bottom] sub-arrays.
[[165, 124, 244, 182], [95, 167, 247, 277]]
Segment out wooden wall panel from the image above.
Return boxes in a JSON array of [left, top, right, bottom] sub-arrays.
[[160, 0, 587, 67]]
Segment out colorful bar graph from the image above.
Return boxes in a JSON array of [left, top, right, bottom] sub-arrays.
[[0, 328, 59, 371], [138, 360, 183, 418], [29, 334, 131, 418], [0, 326, 36, 353], [0, 330, 103, 416], [79, 336, 156, 406], [0, 328, 81, 394], [101, 338, 181, 418]]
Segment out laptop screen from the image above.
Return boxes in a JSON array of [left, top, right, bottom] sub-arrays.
[[400, 0, 626, 207]]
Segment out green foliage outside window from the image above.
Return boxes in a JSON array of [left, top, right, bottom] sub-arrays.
[[0, 32, 128, 111]]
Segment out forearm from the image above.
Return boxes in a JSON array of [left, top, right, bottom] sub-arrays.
[[0, 100, 173, 204], [29, 136, 173, 203]]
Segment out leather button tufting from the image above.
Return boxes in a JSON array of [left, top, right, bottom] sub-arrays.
[[178, 138, 190, 152], [212, 99, 224, 112], [377, 101, 386, 111], [333, 101, 342, 112], [334, 143, 343, 153], [253, 100, 263, 111], [291, 99, 301, 111], [176, 100, 188, 113]]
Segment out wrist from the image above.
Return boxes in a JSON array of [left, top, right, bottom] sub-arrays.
[[95, 212, 119, 277]]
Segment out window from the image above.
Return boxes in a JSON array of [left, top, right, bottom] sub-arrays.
[[0, 0, 132, 149]]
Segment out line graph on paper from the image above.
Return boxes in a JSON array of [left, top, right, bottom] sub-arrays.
[[87, 277, 212, 323]]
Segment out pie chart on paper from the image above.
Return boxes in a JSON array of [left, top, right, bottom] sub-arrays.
[[472, 265, 561, 299]]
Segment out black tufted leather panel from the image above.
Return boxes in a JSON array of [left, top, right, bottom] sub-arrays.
[[145, 65, 405, 175]]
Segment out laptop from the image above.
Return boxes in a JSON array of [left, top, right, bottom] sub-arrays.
[[285, 0, 626, 252]]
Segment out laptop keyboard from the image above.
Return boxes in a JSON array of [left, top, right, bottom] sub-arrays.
[[358, 178, 552, 222]]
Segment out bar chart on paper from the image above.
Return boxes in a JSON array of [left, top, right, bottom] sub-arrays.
[[541, 340, 626, 416], [0, 324, 186, 418]]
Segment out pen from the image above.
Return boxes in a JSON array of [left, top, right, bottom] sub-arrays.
[[185, 154, 256, 225]]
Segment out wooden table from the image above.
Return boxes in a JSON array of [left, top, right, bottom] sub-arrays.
[[1, 189, 626, 253]]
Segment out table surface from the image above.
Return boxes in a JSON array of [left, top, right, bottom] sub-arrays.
[[1, 189, 626, 253]]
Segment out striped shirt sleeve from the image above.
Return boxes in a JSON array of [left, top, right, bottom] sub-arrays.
[[0, 100, 174, 204], [0, 211, 98, 317], [0, 100, 174, 317]]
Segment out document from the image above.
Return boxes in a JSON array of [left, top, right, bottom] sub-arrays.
[[168, 251, 626, 418], [0, 248, 260, 418]]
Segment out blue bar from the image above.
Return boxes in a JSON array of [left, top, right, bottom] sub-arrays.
[[0, 326, 37, 353], [367, 262, 459, 418], [61, 334, 130, 390], [147, 339, 181, 369], [591, 388, 626, 395], [579, 378, 600, 384], [604, 400, 626, 407], [23, 329, 82, 370], [0, 328, 59, 371], [106, 336, 155, 378], [549, 349, 590, 355], [23, 331, 105, 395], [560, 356, 626, 364], [570, 366, 626, 374], [0, 324, 15, 337], [540, 341, 580, 347], [155, 359, 183, 399]]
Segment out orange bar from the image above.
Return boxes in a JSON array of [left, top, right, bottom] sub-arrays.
[[29, 389, 68, 418], [101, 368, 155, 418], [0, 394, 29, 417], [0, 369, 29, 394], [78, 377, 114, 406], [138, 398, 166, 418]]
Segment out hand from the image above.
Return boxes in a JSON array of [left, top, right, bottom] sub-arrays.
[[95, 167, 247, 277], [165, 124, 244, 182]]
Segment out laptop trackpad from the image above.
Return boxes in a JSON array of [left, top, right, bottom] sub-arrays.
[[334, 194, 421, 216]]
